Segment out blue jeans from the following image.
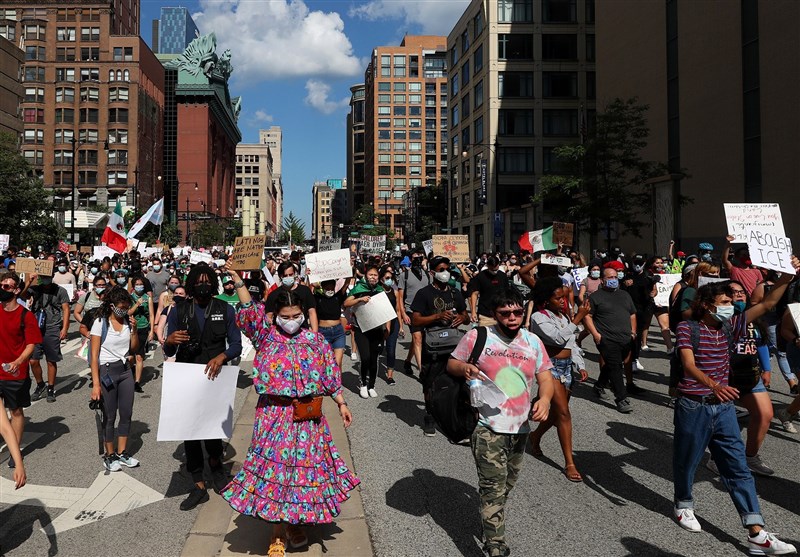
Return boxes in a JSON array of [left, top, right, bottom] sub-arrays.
[[765, 319, 795, 382], [320, 324, 346, 350], [673, 397, 764, 527], [787, 342, 800, 381], [384, 318, 399, 369], [551, 357, 573, 391]]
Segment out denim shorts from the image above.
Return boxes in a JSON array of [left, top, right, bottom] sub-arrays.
[[745, 376, 767, 394], [320, 324, 346, 350], [551, 357, 573, 391]]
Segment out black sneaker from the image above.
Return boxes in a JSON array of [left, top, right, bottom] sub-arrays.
[[626, 383, 646, 396], [31, 383, 47, 401], [616, 399, 634, 414], [386, 376, 396, 386], [46, 386, 56, 403], [180, 487, 209, 511], [209, 463, 230, 494], [423, 415, 436, 437], [403, 361, 414, 376], [8, 457, 15, 469], [134, 382, 143, 393], [791, 384, 799, 395]]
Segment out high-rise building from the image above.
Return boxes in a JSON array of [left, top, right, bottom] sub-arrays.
[[0, 36, 23, 138], [260, 126, 283, 231], [312, 181, 333, 246], [235, 142, 276, 240], [363, 36, 449, 241], [447, 0, 595, 253], [347, 83, 365, 214], [2, 1, 164, 242], [153, 6, 199, 55], [596, 0, 799, 252], [327, 178, 349, 236]]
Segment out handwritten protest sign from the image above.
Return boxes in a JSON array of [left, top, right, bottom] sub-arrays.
[[748, 229, 794, 274], [0, 234, 8, 252], [432, 235, 470, 262], [16, 258, 54, 276], [788, 304, 800, 335], [189, 251, 213, 265], [540, 253, 572, 267], [422, 239, 434, 257], [654, 274, 682, 307], [724, 203, 785, 243], [80, 246, 93, 254], [352, 291, 396, 332], [552, 222, 575, 246], [229, 235, 266, 270], [572, 266, 588, 290], [93, 246, 116, 260], [317, 238, 341, 252], [60, 283, 75, 302], [360, 235, 386, 255], [306, 249, 352, 284]]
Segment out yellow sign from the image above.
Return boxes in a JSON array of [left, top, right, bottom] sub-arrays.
[[15, 258, 54, 277], [432, 235, 470, 262], [229, 235, 266, 270]]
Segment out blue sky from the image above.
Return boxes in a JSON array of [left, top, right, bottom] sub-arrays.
[[140, 0, 471, 233]]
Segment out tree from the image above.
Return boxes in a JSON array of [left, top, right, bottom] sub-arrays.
[[0, 132, 64, 249], [279, 211, 307, 245], [534, 98, 686, 251], [408, 184, 448, 246]]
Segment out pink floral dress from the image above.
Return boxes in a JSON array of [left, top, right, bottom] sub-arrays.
[[221, 303, 360, 524]]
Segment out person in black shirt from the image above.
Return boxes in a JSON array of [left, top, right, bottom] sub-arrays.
[[468, 256, 508, 327], [379, 265, 401, 386], [265, 261, 318, 331], [314, 278, 348, 368]]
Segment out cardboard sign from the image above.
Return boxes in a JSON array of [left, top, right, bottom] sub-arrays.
[[724, 203, 785, 243], [93, 246, 116, 260], [305, 249, 352, 283], [317, 238, 341, 252], [422, 239, 434, 256], [80, 246, 93, 254], [747, 229, 794, 274], [360, 235, 386, 255], [540, 253, 572, 267], [229, 235, 266, 270], [432, 235, 470, 262], [352, 291, 396, 332], [552, 222, 575, 246], [0, 234, 8, 252], [189, 250, 213, 265], [653, 273, 682, 307], [15, 258, 54, 277], [788, 303, 800, 336]]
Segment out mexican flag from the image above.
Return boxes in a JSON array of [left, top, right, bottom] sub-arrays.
[[101, 200, 128, 253], [518, 226, 556, 253]]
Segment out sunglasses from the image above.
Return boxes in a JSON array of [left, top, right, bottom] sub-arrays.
[[496, 309, 525, 318], [730, 289, 745, 294]]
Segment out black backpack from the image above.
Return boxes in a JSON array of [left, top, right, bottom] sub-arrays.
[[669, 286, 690, 333], [425, 326, 487, 444]]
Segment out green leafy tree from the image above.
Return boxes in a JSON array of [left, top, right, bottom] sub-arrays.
[[408, 184, 448, 246], [279, 211, 307, 245], [534, 98, 687, 251]]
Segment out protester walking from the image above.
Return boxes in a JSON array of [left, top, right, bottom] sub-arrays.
[[129, 275, 154, 393]]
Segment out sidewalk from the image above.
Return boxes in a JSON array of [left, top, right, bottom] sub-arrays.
[[181, 388, 374, 557]]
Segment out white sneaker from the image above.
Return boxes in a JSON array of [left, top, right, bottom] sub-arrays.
[[103, 454, 122, 472], [748, 530, 797, 555], [747, 454, 775, 477], [359, 386, 368, 399], [674, 507, 702, 532], [640, 344, 651, 352], [116, 451, 140, 468], [368, 388, 378, 398], [634, 359, 645, 371], [776, 409, 798, 434], [351, 353, 359, 362]]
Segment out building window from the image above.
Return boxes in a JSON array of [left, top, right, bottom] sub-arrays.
[[543, 109, 578, 136], [80, 27, 100, 41], [80, 129, 99, 143], [79, 108, 98, 123], [394, 82, 406, 92], [586, 34, 596, 62], [498, 147, 534, 174], [79, 150, 98, 165], [378, 178, 390, 186], [56, 47, 76, 61], [378, 166, 391, 176], [409, 55, 419, 78], [409, 142, 422, 152], [108, 129, 128, 144], [379, 130, 391, 140], [57, 27, 76, 41], [55, 108, 75, 123], [473, 11, 484, 38], [24, 129, 44, 144], [498, 34, 533, 60], [474, 116, 484, 144], [24, 87, 44, 102], [451, 105, 459, 127], [543, 0, 577, 22], [378, 142, 390, 151], [450, 45, 459, 67], [25, 46, 46, 61], [393, 106, 406, 116], [586, 0, 595, 23], [498, 72, 533, 97], [462, 62, 470, 87], [409, 81, 422, 92], [109, 87, 129, 102], [80, 87, 99, 102], [461, 93, 470, 118], [393, 94, 405, 103], [108, 171, 128, 185], [107, 107, 128, 124], [55, 67, 75, 82], [461, 30, 470, 53], [55, 129, 74, 143], [451, 73, 459, 96], [54, 150, 73, 165], [378, 82, 391, 91], [378, 94, 390, 103], [23, 150, 44, 166], [498, 0, 533, 22], [81, 47, 99, 60], [378, 106, 390, 115], [0, 24, 15, 42], [409, 94, 421, 104], [587, 71, 596, 99], [107, 150, 128, 165], [542, 34, 578, 60], [378, 118, 390, 128], [378, 154, 391, 163], [394, 154, 407, 163], [394, 142, 406, 151], [542, 71, 578, 97], [56, 8, 76, 21], [473, 44, 483, 74], [393, 118, 406, 127], [24, 67, 46, 82], [499, 109, 534, 135], [113, 47, 134, 61]]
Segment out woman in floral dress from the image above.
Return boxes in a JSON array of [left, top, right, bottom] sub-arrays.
[[222, 267, 358, 557]]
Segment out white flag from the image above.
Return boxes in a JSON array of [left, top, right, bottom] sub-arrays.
[[127, 198, 164, 239]]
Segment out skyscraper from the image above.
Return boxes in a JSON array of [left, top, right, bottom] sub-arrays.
[[347, 83, 366, 216], [260, 126, 283, 230], [154, 7, 199, 55]]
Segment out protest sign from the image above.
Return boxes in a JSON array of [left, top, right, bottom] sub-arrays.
[[572, 266, 588, 290], [60, 283, 75, 302], [0, 234, 8, 252], [16, 258, 54, 276], [80, 246, 93, 254], [432, 235, 470, 262], [229, 235, 266, 270], [305, 249, 352, 283], [697, 276, 727, 288], [654, 274, 682, 307], [540, 253, 572, 267], [157, 363, 238, 441], [189, 250, 213, 265], [747, 229, 794, 274], [422, 239, 434, 256], [213, 259, 226, 268], [552, 222, 575, 246], [317, 238, 341, 252], [352, 291, 397, 332], [360, 235, 386, 255], [724, 203, 785, 243], [348, 239, 361, 257], [93, 246, 116, 260], [788, 304, 800, 336]]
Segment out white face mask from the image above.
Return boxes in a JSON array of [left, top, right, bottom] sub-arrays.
[[276, 315, 304, 334], [324, 290, 335, 297], [434, 270, 451, 283]]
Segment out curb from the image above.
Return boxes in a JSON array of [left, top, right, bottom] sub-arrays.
[[181, 388, 373, 557]]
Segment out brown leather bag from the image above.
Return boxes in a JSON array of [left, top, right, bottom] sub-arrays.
[[292, 396, 323, 422]]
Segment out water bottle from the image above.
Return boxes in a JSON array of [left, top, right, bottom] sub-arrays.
[[2, 363, 14, 375], [468, 379, 482, 408]]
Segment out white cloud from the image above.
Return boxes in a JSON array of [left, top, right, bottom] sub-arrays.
[[194, 0, 362, 82], [348, 0, 470, 36], [253, 110, 273, 123], [304, 80, 350, 114]]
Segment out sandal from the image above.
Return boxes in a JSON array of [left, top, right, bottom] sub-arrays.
[[268, 537, 286, 557], [564, 464, 583, 483], [286, 525, 308, 549]]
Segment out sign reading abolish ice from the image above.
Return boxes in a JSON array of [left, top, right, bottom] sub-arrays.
[[724, 203, 785, 243], [157, 362, 239, 441], [747, 229, 795, 274], [654, 274, 682, 307], [352, 291, 396, 332], [432, 235, 470, 262], [305, 249, 352, 283]]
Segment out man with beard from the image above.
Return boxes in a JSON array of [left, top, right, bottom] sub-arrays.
[[164, 263, 242, 511], [398, 250, 430, 376]]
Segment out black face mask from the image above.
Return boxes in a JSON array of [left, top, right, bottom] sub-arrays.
[[411, 258, 421, 268], [0, 289, 14, 303], [494, 320, 520, 340], [172, 295, 186, 304], [194, 283, 213, 299], [224, 287, 235, 295]]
